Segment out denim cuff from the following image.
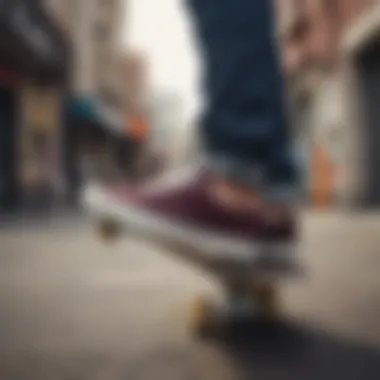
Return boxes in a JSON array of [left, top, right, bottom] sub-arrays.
[[208, 155, 265, 189], [263, 185, 300, 204], [207, 155, 298, 203]]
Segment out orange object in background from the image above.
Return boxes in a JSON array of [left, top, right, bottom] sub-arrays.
[[127, 114, 148, 142], [311, 144, 334, 208]]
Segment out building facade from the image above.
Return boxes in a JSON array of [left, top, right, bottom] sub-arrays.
[[60, 0, 125, 106], [55, 0, 129, 202], [117, 51, 153, 179], [340, 0, 380, 207], [278, 0, 379, 208], [148, 91, 186, 169], [0, 0, 70, 213]]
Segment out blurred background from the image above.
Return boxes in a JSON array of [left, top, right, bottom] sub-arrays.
[[1, 0, 380, 217], [0, 0, 190, 216], [1, 1, 380, 378]]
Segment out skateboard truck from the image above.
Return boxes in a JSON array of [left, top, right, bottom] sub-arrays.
[[91, 215, 300, 339], [94, 217, 121, 243], [187, 280, 281, 338]]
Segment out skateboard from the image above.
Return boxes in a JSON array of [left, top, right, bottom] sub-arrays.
[[92, 215, 301, 338]]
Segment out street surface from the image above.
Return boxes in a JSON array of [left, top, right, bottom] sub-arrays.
[[1, 212, 380, 379]]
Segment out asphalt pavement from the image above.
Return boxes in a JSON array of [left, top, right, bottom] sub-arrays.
[[0, 212, 380, 379]]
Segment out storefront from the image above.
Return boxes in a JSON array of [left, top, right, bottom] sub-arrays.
[[19, 86, 65, 210], [357, 39, 380, 207], [0, 0, 70, 213], [341, 2, 380, 208], [0, 80, 19, 212], [64, 96, 128, 204]]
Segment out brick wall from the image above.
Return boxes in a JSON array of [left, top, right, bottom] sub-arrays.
[[277, 0, 377, 206], [336, 0, 373, 29], [279, 0, 374, 74]]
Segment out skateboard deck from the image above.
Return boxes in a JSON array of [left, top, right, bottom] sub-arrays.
[[92, 215, 301, 282], [84, 184, 301, 284], [92, 214, 303, 337]]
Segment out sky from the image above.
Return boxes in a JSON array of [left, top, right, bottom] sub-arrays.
[[125, 0, 201, 125]]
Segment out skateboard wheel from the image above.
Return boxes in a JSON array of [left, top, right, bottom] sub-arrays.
[[254, 283, 280, 321], [93, 218, 120, 243], [187, 295, 217, 338]]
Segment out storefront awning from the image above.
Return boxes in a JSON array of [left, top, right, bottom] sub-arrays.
[[66, 96, 126, 139], [0, 0, 70, 82]]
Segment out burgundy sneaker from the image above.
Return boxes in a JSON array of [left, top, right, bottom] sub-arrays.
[[84, 166, 297, 262]]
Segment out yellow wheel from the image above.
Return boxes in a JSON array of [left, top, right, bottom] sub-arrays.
[[187, 295, 217, 337], [254, 282, 281, 321], [93, 218, 120, 243]]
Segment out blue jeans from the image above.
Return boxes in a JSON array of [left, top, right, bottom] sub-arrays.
[[186, 0, 298, 201]]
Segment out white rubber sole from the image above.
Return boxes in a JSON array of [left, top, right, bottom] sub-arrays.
[[82, 185, 297, 262]]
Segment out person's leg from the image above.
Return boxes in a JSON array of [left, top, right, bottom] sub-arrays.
[[186, 0, 297, 202], [86, 0, 297, 257]]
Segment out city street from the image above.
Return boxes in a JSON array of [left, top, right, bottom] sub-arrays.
[[1, 212, 380, 379]]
